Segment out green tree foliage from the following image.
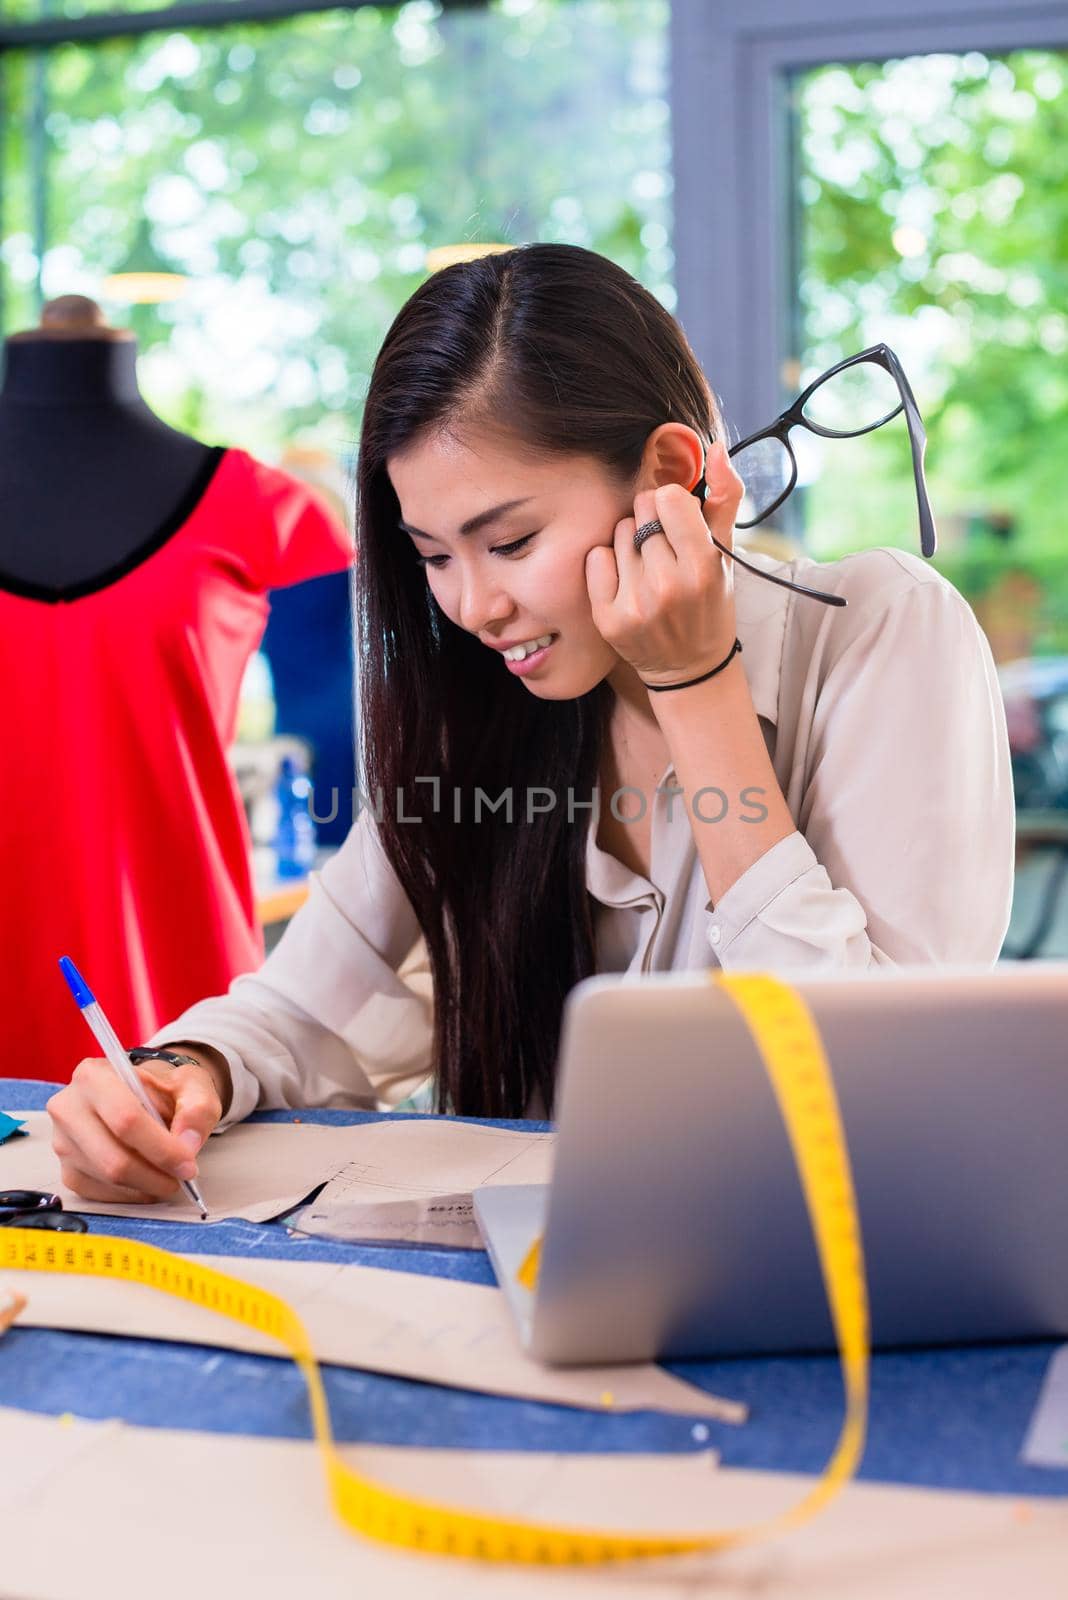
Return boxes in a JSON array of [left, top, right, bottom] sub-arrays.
[[794, 50, 1068, 650]]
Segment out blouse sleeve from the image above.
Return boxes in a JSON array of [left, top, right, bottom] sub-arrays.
[[146, 809, 434, 1128], [242, 454, 354, 591], [707, 566, 1016, 968]]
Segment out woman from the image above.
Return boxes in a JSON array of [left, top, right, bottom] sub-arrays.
[[48, 244, 1014, 1205]]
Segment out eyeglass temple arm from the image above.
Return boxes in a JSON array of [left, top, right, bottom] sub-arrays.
[[899, 392, 937, 558], [710, 534, 847, 607], [692, 480, 846, 607], [870, 346, 938, 558]]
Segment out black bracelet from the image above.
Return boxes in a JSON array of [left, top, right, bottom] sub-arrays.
[[641, 638, 743, 693]]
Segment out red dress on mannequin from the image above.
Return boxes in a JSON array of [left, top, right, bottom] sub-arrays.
[[0, 446, 352, 1082]]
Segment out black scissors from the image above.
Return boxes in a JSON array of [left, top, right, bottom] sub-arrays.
[[0, 1190, 88, 1232]]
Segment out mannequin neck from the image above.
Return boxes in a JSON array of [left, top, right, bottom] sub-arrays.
[[0, 338, 142, 406]]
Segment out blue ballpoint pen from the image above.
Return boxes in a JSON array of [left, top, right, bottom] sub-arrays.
[[58, 956, 208, 1218]]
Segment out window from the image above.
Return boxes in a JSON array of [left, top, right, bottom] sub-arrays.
[[1, 0, 672, 456]]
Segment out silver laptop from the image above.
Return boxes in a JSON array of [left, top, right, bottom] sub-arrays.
[[473, 964, 1068, 1364]]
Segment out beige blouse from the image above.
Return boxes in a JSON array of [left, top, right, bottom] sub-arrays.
[[151, 544, 1016, 1126]]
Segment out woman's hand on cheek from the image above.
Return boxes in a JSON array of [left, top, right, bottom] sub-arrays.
[[584, 442, 744, 688]]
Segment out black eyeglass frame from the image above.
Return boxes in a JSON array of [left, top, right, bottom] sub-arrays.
[[726, 343, 936, 558]]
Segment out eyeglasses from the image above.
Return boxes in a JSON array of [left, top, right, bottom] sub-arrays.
[[693, 344, 936, 610], [0, 1189, 88, 1232]]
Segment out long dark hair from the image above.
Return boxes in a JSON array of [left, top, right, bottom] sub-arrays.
[[355, 244, 721, 1116]]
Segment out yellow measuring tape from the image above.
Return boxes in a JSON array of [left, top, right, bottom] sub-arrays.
[[2, 973, 869, 1566]]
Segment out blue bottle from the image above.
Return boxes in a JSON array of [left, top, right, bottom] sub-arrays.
[[273, 754, 317, 879]]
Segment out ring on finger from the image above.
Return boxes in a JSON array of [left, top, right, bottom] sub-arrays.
[[633, 518, 666, 552]]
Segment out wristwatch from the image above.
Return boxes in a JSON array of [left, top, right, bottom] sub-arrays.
[[127, 1047, 201, 1069]]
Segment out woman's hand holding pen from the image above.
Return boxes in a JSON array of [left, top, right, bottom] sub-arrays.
[[584, 441, 745, 689], [47, 1051, 225, 1205]]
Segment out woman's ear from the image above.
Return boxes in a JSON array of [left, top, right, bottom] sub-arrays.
[[641, 423, 707, 494]]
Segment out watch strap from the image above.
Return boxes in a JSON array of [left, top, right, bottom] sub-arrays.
[[127, 1047, 200, 1069]]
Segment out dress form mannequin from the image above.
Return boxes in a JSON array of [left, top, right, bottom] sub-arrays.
[[0, 292, 354, 1083], [0, 294, 217, 595]]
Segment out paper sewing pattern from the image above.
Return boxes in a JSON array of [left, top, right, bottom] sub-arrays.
[[2, 1407, 1065, 1600], [0, 1249, 743, 1422], [1, 1111, 551, 1237], [1020, 1345, 1068, 1470], [293, 1120, 555, 1246], [2, 1109, 364, 1223]]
